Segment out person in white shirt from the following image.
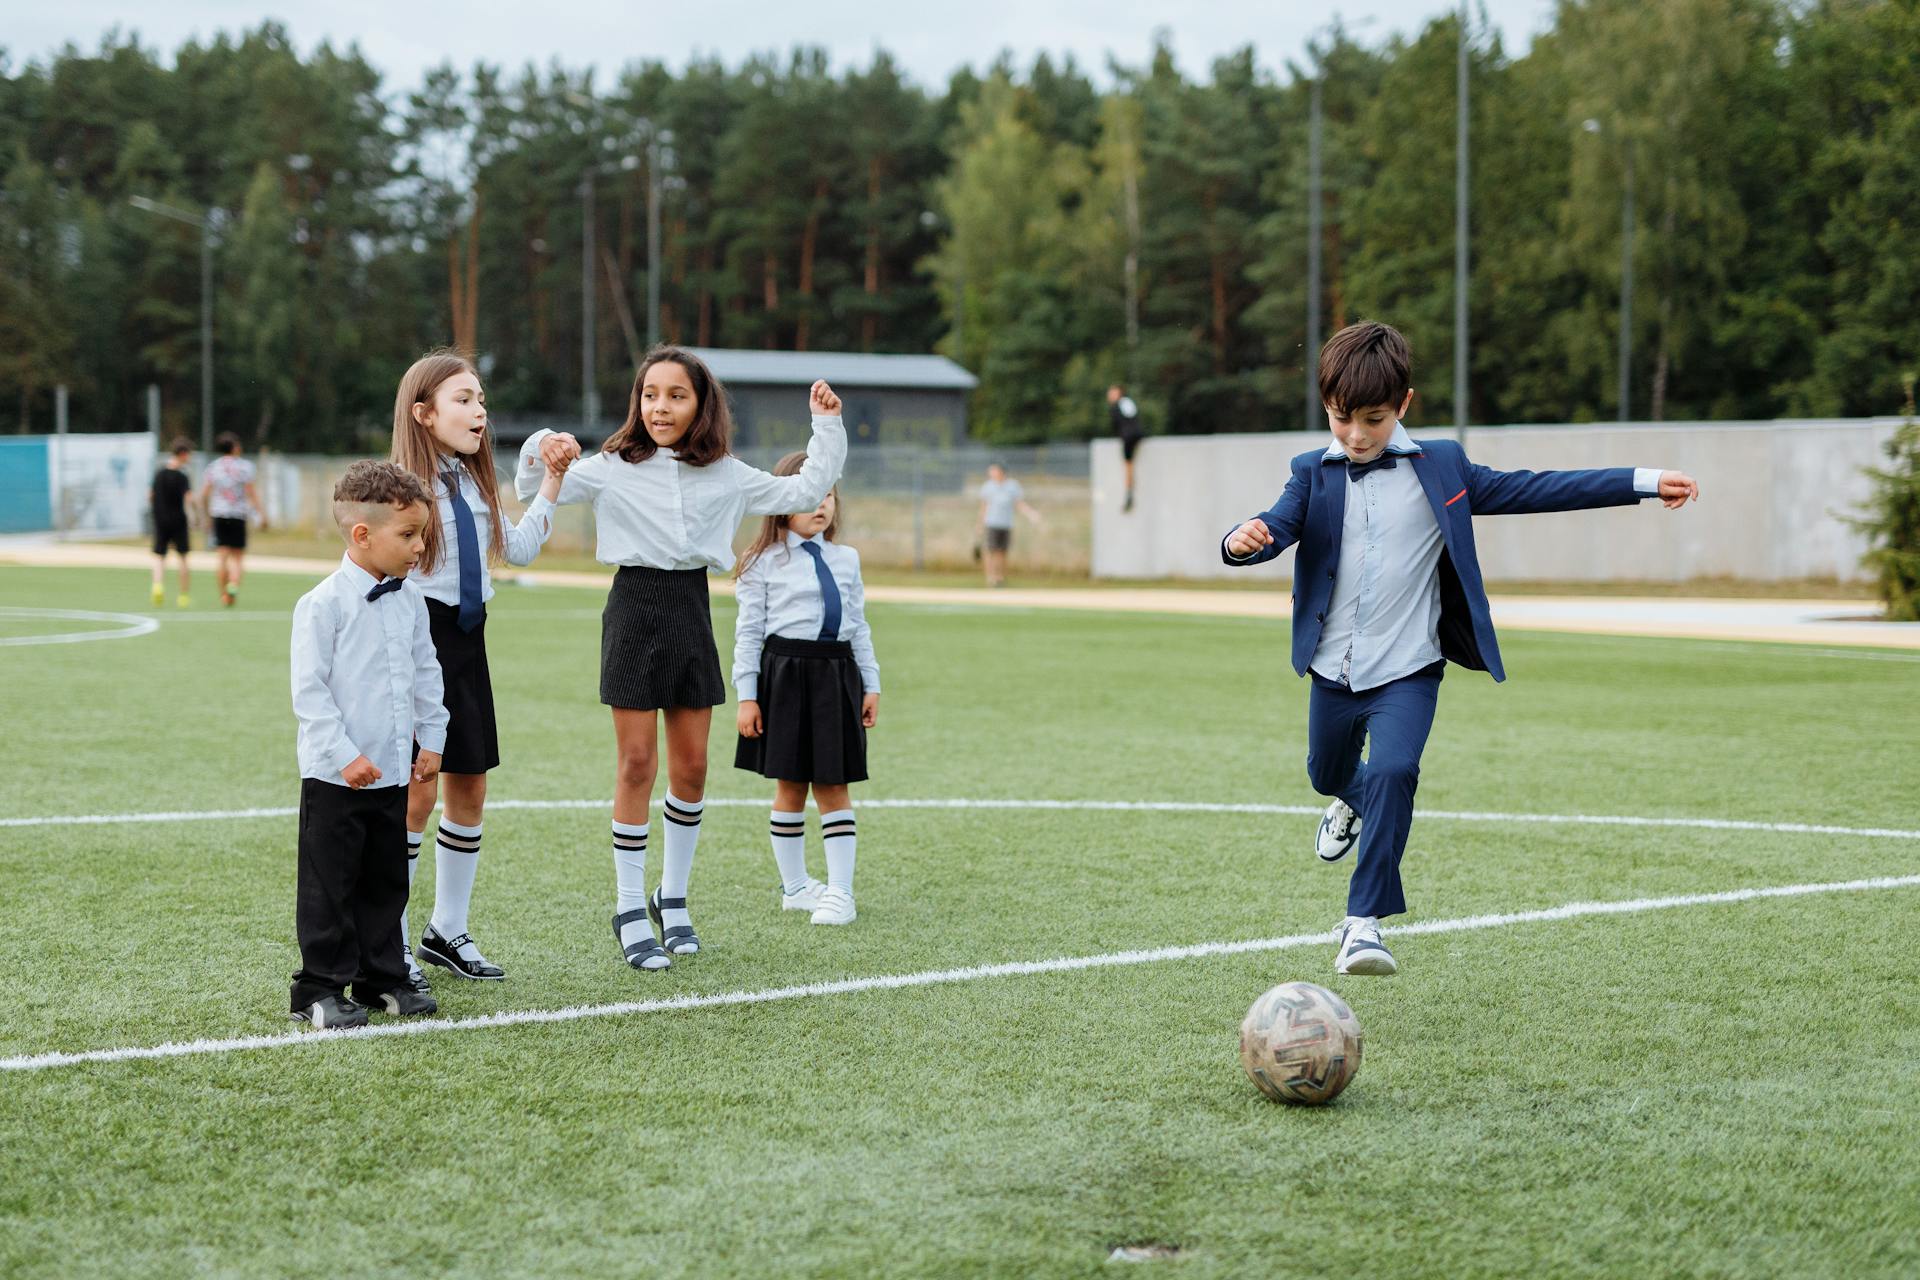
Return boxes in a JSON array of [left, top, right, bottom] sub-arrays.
[[288, 461, 449, 1030], [386, 350, 566, 990], [732, 453, 881, 927], [521, 346, 846, 972], [198, 432, 267, 607]]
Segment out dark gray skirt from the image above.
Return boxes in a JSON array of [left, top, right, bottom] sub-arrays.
[[733, 635, 868, 785], [600, 567, 727, 710]]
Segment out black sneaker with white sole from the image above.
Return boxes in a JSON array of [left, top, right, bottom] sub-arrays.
[[289, 995, 369, 1030], [401, 945, 432, 994], [417, 925, 505, 980], [360, 987, 438, 1017], [1315, 798, 1361, 863]]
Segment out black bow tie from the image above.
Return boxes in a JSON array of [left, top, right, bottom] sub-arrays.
[[1338, 452, 1399, 480], [365, 577, 405, 602]]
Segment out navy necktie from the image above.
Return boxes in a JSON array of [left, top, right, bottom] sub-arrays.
[[365, 577, 404, 602], [798, 541, 841, 641], [445, 469, 484, 632], [1341, 452, 1399, 481]]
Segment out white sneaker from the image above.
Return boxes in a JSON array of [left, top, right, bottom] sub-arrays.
[[810, 886, 856, 926], [1315, 798, 1361, 863], [1332, 917, 1397, 976], [781, 877, 828, 911]]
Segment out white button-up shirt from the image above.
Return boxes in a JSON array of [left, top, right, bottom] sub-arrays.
[[409, 463, 556, 608], [732, 530, 881, 699], [291, 555, 449, 787], [515, 416, 847, 572]]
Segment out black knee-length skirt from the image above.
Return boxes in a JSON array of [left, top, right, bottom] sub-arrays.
[[734, 635, 868, 785], [426, 599, 501, 774], [600, 566, 727, 710]]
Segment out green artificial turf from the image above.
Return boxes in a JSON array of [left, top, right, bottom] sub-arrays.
[[1, 564, 1915, 1278]]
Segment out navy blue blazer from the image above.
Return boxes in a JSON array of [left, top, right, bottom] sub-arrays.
[[1222, 439, 1643, 681]]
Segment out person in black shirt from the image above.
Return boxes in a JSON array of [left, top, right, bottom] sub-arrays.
[[150, 438, 195, 608], [1108, 385, 1144, 512]]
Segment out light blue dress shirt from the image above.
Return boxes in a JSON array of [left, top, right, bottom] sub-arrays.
[[291, 555, 449, 787]]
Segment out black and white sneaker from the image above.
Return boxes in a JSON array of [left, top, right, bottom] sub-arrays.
[[1332, 917, 1398, 976], [417, 925, 505, 980], [401, 945, 432, 994], [361, 987, 439, 1017], [289, 995, 369, 1030], [1315, 798, 1361, 863]]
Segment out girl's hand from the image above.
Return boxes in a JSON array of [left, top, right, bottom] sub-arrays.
[[1225, 518, 1274, 558], [1656, 470, 1699, 509], [737, 700, 763, 738], [810, 380, 841, 416], [540, 432, 582, 474], [861, 693, 878, 728]]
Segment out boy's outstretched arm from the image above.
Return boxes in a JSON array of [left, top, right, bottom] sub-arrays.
[[1220, 467, 1308, 565], [1466, 458, 1698, 516]]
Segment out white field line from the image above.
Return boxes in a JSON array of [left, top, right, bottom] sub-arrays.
[[5, 871, 1917, 1074], [4, 795, 1919, 842], [0, 607, 158, 647]]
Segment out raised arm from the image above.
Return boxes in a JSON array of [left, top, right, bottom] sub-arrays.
[[515, 428, 603, 507], [499, 482, 557, 566], [289, 597, 361, 779], [736, 383, 848, 515], [1220, 463, 1309, 566]]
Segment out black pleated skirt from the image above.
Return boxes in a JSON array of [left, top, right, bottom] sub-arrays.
[[425, 599, 501, 775], [600, 566, 727, 710], [734, 635, 868, 784]]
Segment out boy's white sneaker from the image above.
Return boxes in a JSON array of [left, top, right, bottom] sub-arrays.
[[1315, 798, 1361, 863], [810, 886, 856, 926], [1333, 917, 1397, 976], [781, 877, 828, 911]]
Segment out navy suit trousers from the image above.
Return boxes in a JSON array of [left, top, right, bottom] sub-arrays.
[[1305, 662, 1444, 919]]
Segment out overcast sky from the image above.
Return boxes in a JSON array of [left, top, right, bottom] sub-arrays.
[[10, 1, 1558, 94]]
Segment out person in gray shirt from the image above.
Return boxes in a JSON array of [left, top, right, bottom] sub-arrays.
[[975, 462, 1045, 587]]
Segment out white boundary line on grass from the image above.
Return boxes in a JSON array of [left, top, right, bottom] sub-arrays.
[[5, 871, 1917, 1073], [0, 606, 159, 647], [5, 795, 1919, 842]]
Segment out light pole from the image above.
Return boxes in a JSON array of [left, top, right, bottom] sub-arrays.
[[1306, 74, 1323, 432], [1583, 118, 1633, 421], [1454, 0, 1470, 438], [130, 195, 214, 453]]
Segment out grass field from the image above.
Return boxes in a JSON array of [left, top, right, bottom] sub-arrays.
[[2, 563, 1917, 1278]]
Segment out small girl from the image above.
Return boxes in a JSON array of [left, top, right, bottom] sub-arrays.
[[732, 454, 880, 926], [519, 345, 845, 972], [391, 349, 566, 990]]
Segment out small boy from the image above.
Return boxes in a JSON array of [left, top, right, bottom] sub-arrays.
[[1221, 321, 1698, 977], [288, 461, 448, 1028], [149, 438, 194, 608]]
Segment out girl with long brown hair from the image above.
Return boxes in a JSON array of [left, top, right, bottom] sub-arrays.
[[731, 454, 879, 926], [389, 349, 568, 989], [517, 346, 846, 972]]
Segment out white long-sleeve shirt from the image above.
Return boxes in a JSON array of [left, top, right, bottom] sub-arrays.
[[514, 416, 847, 572], [409, 463, 556, 608], [291, 555, 449, 788], [732, 530, 881, 700]]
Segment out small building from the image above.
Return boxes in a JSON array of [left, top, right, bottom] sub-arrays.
[[690, 348, 977, 449]]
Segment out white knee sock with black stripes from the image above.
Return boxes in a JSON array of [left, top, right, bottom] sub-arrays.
[[821, 808, 856, 893], [770, 808, 809, 895], [429, 816, 482, 941], [611, 819, 650, 948], [660, 794, 703, 930], [403, 829, 424, 965]]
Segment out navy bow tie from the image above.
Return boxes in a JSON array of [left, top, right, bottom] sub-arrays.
[[365, 577, 405, 602], [1336, 452, 1399, 480]]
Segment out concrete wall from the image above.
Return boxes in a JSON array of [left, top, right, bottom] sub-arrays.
[[1091, 419, 1905, 583]]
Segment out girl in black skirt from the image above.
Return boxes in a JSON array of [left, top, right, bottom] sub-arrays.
[[390, 350, 566, 989], [732, 453, 880, 926], [518, 347, 846, 972]]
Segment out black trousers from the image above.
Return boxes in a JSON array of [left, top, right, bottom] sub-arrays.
[[291, 778, 410, 1010]]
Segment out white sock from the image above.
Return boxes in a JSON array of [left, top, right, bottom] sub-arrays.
[[770, 808, 809, 895], [612, 819, 650, 949], [403, 830, 424, 967], [430, 816, 482, 942], [660, 793, 703, 928], [821, 808, 856, 894]]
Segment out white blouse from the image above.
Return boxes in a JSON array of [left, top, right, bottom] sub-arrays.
[[515, 415, 847, 572], [732, 531, 880, 699], [410, 464, 556, 609]]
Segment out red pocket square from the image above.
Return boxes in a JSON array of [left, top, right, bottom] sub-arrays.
[[1444, 488, 1467, 507]]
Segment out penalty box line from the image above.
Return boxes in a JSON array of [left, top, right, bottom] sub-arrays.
[[4, 871, 1918, 1074], [4, 796, 1920, 843]]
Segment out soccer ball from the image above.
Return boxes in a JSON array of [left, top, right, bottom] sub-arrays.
[[1239, 981, 1364, 1106]]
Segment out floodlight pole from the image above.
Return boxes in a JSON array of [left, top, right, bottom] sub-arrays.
[[1306, 74, 1324, 432], [647, 130, 663, 349], [581, 168, 598, 429], [1454, 0, 1470, 439], [1618, 147, 1634, 421], [130, 195, 214, 453]]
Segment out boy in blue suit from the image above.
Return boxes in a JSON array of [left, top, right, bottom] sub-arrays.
[[1222, 321, 1698, 976]]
